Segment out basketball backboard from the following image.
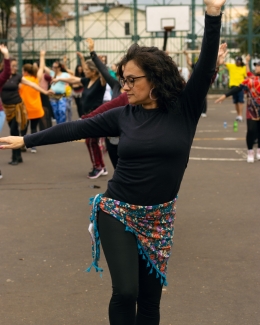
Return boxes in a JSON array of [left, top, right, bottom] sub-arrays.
[[146, 6, 190, 33]]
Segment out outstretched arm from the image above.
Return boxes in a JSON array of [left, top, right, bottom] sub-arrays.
[[0, 107, 122, 149], [245, 54, 251, 74], [51, 76, 81, 85], [21, 77, 53, 95], [183, 51, 193, 68], [37, 50, 45, 82]]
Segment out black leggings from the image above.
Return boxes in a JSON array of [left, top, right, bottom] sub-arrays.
[[98, 210, 163, 325], [21, 118, 41, 137], [246, 119, 260, 150]]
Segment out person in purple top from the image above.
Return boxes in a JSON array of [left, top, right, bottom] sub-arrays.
[[0, 0, 225, 323], [0, 45, 11, 179]]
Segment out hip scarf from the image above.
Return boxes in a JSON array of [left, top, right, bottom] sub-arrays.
[[87, 193, 177, 286], [2, 102, 27, 131]]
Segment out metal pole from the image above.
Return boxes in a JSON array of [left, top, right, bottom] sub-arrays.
[[248, 0, 253, 56], [75, 0, 80, 52], [191, 0, 196, 62], [133, 0, 138, 42], [16, 0, 23, 72]]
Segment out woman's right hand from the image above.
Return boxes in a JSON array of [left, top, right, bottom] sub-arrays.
[[215, 94, 226, 104], [0, 136, 25, 149], [86, 38, 94, 52], [0, 44, 9, 59]]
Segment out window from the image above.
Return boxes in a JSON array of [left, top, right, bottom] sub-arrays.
[[125, 22, 130, 36]]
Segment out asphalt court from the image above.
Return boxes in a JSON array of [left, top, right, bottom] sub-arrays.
[[0, 98, 259, 325]]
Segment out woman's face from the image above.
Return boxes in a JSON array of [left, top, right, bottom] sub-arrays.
[[11, 61, 18, 74], [121, 60, 156, 107], [84, 65, 97, 79], [78, 66, 83, 74]]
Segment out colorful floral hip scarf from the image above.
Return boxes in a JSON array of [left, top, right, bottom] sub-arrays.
[[86, 194, 177, 286]]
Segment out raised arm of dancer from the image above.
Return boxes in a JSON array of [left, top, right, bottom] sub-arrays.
[[182, 1, 223, 122], [183, 51, 193, 68], [216, 43, 228, 67], [37, 50, 45, 82], [51, 76, 82, 85], [0, 45, 11, 87], [63, 56, 74, 75], [82, 92, 128, 119], [86, 38, 119, 89], [245, 54, 251, 74], [77, 52, 88, 76], [21, 77, 53, 95]]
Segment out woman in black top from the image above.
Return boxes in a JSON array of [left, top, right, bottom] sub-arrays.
[[86, 38, 122, 169], [0, 2, 224, 323], [52, 59, 107, 179], [72, 64, 85, 118]]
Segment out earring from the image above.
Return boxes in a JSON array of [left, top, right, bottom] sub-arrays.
[[149, 88, 158, 101]]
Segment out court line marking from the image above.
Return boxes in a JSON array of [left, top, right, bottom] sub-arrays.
[[190, 157, 245, 161], [193, 138, 244, 141], [192, 146, 245, 151]]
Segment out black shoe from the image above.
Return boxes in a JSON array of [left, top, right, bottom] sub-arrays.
[[8, 160, 19, 165], [17, 157, 23, 163]]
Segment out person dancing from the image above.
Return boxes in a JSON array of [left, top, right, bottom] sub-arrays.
[[19, 51, 46, 153], [52, 56, 107, 179], [0, 1, 224, 323], [1, 58, 52, 165], [215, 54, 260, 163]]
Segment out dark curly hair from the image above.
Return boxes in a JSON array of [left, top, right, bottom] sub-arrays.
[[118, 44, 186, 110]]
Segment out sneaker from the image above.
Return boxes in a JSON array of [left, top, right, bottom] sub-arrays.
[[247, 150, 254, 163], [0, 171, 2, 179], [236, 116, 243, 122], [88, 168, 104, 179], [256, 149, 260, 161], [201, 113, 207, 118], [101, 167, 108, 176], [31, 147, 37, 153]]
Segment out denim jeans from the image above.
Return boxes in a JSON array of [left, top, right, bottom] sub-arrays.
[[0, 111, 6, 133], [50, 97, 67, 124]]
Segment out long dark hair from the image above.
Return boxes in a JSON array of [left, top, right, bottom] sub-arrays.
[[75, 64, 85, 77], [118, 44, 185, 109]]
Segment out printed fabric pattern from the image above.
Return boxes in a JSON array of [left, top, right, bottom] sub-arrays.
[[241, 74, 260, 120], [86, 193, 177, 286]]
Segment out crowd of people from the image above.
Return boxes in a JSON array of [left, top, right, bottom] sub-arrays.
[[0, 0, 260, 322]]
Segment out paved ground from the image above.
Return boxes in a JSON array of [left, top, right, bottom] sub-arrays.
[[0, 98, 259, 325]]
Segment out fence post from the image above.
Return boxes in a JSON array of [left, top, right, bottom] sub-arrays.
[[15, 0, 23, 73]]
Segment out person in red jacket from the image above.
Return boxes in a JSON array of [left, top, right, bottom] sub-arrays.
[[215, 54, 260, 163]]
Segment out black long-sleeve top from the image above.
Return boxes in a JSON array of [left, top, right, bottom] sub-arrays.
[[24, 14, 221, 206], [90, 51, 121, 99]]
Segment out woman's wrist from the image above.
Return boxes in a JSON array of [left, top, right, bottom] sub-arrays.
[[206, 7, 222, 16]]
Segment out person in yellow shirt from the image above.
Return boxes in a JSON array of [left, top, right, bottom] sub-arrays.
[[225, 56, 247, 121]]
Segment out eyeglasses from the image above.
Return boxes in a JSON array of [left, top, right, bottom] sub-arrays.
[[52, 66, 58, 69], [119, 75, 146, 88]]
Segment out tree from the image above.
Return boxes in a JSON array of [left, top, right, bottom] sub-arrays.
[[235, 0, 260, 55], [0, 0, 15, 41], [0, 0, 62, 42]]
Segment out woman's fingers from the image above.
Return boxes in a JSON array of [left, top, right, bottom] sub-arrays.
[[0, 136, 25, 149]]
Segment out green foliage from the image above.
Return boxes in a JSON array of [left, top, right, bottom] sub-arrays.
[[29, 0, 63, 17], [236, 0, 260, 55], [0, 0, 62, 41]]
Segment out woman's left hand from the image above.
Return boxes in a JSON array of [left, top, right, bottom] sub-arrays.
[[216, 43, 228, 67], [0, 136, 25, 149], [215, 95, 226, 104], [204, 0, 226, 15], [86, 38, 94, 52]]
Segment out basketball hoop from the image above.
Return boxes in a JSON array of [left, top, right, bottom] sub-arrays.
[[163, 26, 175, 32]]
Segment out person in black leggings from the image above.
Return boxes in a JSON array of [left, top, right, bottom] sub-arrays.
[[0, 4, 224, 323], [99, 209, 162, 325]]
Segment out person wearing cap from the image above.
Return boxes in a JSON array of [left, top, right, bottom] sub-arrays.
[[224, 56, 247, 121], [215, 54, 260, 163]]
